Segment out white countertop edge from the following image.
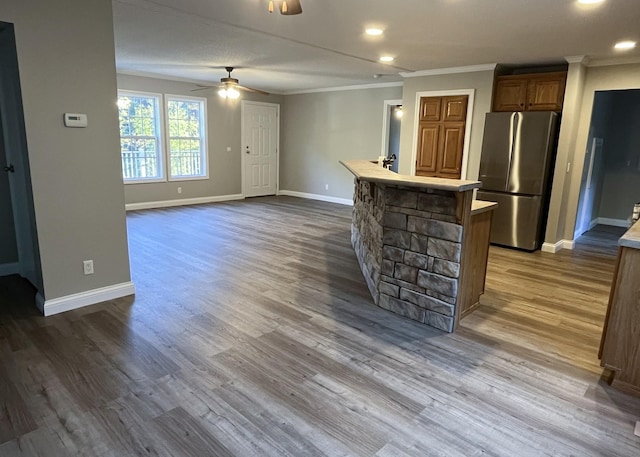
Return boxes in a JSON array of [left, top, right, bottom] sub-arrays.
[[471, 200, 498, 215], [619, 220, 640, 249], [340, 160, 481, 193]]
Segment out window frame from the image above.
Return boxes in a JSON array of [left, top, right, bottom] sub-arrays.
[[117, 90, 166, 184], [164, 94, 209, 182]]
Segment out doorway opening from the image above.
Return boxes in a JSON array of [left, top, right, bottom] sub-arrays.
[[575, 89, 640, 242], [0, 21, 43, 293], [381, 99, 402, 173]]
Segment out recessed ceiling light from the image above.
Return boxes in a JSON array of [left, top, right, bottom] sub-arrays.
[[379, 56, 394, 63], [615, 40, 637, 50], [366, 28, 384, 36], [577, 0, 604, 4]]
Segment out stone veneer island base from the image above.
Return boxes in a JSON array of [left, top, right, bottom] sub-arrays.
[[341, 160, 496, 333]]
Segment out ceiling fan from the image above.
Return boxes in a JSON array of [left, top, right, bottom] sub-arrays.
[[268, 0, 302, 15], [192, 67, 269, 99]]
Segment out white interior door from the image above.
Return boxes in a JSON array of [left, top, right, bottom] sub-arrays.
[[242, 102, 278, 198]]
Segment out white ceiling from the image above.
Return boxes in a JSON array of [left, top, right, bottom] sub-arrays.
[[113, 0, 640, 94]]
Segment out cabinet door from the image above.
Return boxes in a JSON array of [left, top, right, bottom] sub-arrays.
[[437, 123, 465, 178], [442, 96, 468, 122], [493, 78, 528, 112], [527, 74, 566, 111], [416, 123, 439, 176], [419, 97, 442, 121]]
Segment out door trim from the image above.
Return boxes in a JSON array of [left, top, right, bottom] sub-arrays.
[[410, 89, 475, 178], [240, 100, 280, 197]]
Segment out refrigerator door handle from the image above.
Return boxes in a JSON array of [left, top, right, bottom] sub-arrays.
[[504, 112, 517, 191]]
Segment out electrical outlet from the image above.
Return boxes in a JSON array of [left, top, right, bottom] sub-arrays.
[[83, 260, 94, 275], [177, 187, 182, 194], [325, 184, 329, 190]]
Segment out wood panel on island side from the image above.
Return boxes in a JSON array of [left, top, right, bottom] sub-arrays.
[[0, 197, 638, 456]]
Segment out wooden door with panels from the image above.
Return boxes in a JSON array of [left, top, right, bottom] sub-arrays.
[[416, 95, 468, 179]]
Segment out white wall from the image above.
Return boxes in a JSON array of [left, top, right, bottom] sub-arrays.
[[2, 0, 131, 300], [117, 74, 284, 205], [280, 85, 403, 200]]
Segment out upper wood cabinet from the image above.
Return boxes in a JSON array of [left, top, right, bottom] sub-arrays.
[[493, 72, 566, 112]]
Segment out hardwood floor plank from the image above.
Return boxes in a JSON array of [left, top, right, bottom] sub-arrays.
[[0, 199, 638, 456], [150, 406, 235, 457]]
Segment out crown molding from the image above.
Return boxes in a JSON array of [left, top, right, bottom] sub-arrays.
[[565, 55, 590, 65], [400, 63, 498, 78], [587, 56, 640, 68], [283, 81, 403, 95]]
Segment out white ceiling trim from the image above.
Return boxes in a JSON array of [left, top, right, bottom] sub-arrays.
[[400, 64, 498, 78], [587, 56, 640, 68], [564, 55, 589, 64], [284, 82, 403, 96]]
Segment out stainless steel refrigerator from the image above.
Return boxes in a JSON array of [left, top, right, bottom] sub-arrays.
[[477, 111, 558, 251]]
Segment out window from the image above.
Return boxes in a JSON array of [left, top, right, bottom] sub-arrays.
[[166, 96, 207, 180], [117, 91, 163, 182]]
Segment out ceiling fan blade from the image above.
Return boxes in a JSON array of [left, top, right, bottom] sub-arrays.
[[237, 84, 270, 96], [281, 0, 302, 15], [190, 85, 216, 92]]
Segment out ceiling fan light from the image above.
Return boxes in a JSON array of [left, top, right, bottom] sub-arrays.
[[268, 0, 274, 13], [282, 0, 288, 13], [218, 88, 228, 98], [227, 87, 240, 99]]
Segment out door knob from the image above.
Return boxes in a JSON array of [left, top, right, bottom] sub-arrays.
[[3, 164, 14, 173]]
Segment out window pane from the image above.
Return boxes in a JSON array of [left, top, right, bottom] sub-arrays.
[[120, 138, 160, 180], [118, 93, 162, 181], [170, 139, 202, 177], [168, 98, 206, 178]]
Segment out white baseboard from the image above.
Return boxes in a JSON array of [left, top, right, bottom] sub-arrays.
[[541, 239, 575, 253], [597, 217, 631, 228], [541, 240, 563, 253], [0, 262, 20, 277], [36, 281, 135, 316], [278, 190, 353, 206], [126, 194, 244, 211]]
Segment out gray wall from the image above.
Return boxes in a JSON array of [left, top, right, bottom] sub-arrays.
[[3, 0, 131, 300], [117, 74, 284, 204], [596, 90, 640, 221], [0, 118, 18, 266], [398, 70, 495, 179], [280, 86, 403, 199]]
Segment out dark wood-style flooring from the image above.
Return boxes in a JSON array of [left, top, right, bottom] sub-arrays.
[[1, 197, 639, 456]]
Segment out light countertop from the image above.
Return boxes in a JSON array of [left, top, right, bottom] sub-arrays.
[[340, 160, 481, 192], [619, 220, 640, 249], [471, 200, 498, 215]]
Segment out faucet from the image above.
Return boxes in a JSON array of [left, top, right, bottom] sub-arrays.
[[382, 153, 396, 169]]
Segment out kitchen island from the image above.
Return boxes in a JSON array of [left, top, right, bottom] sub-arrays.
[[599, 220, 640, 396], [341, 160, 496, 332]]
